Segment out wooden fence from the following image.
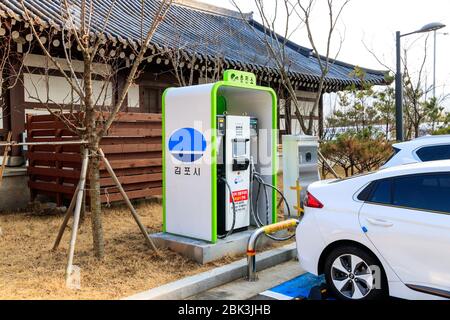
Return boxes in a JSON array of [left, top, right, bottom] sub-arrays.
[[26, 112, 162, 206]]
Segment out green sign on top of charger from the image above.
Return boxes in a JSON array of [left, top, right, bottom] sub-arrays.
[[223, 70, 256, 86]]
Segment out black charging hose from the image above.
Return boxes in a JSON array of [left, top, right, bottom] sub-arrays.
[[218, 167, 296, 241], [217, 176, 237, 240], [252, 173, 270, 226], [250, 168, 296, 242]]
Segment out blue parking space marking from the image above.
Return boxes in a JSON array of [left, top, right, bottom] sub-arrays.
[[260, 273, 326, 300]]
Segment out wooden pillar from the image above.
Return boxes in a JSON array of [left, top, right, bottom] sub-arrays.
[[1, 56, 11, 149], [0, 95, 6, 149], [8, 55, 25, 158]]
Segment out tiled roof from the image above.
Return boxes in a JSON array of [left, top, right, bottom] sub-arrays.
[[0, 0, 389, 90]]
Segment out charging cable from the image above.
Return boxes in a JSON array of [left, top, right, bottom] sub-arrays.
[[217, 176, 237, 240], [249, 158, 295, 242]]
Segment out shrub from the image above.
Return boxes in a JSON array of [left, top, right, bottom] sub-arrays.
[[433, 126, 450, 135], [321, 128, 392, 177]]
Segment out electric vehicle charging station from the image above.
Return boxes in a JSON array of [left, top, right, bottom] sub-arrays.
[[162, 70, 278, 245], [282, 135, 320, 217]]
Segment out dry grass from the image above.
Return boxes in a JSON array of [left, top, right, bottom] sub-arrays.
[[0, 201, 239, 300], [0, 173, 296, 300]]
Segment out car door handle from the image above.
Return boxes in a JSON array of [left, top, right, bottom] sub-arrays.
[[366, 218, 394, 227]]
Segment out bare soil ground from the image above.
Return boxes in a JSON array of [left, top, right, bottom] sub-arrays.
[[0, 201, 242, 300]]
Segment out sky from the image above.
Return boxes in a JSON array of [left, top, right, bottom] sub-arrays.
[[198, 0, 450, 114]]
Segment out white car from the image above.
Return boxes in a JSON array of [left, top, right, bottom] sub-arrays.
[[382, 135, 450, 169], [296, 160, 450, 300]]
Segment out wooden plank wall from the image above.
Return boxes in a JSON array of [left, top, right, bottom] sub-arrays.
[[26, 112, 162, 206]]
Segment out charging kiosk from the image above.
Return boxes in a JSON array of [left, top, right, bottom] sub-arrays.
[[282, 135, 320, 217], [163, 70, 278, 243]]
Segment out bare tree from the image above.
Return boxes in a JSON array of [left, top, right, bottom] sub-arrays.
[[232, 0, 308, 133], [19, 0, 172, 259], [296, 0, 349, 136], [232, 0, 349, 137], [364, 34, 450, 139], [403, 36, 431, 139]]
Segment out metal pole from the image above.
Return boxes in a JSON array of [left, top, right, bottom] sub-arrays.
[[247, 228, 265, 282], [98, 148, 160, 255], [247, 219, 299, 282], [53, 182, 81, 250], [395, 31, 404, 141], [318, 150, 340, 179], [65, 149, 89, 282], [433, 30, 437, 99]]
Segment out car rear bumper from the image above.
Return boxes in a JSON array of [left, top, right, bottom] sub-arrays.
[[296, 210, 326, 275]]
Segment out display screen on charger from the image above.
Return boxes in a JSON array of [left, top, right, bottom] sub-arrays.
[[233, 141, 246, 157]]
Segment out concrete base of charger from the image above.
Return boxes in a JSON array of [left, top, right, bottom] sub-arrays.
[[150, 229, 276, 264]]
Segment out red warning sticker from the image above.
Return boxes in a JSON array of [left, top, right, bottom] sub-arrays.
[[230, 190, 249, 203]]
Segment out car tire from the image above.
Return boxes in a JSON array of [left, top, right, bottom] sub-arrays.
[[324, 245, 388, 300]]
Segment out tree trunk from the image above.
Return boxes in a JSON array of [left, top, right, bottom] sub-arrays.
[[85, 109, 104, 259], [318, 94, 324, 138], [83, 52, 104, 259], [307, 84, 324, 135], [285, 96, 292, 135], [89, 148, 104, 259]]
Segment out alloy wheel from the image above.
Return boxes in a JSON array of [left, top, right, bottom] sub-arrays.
[[331, 254, 374, 299]]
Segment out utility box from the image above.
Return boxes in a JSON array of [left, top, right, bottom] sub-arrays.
[[162, 70, 278, 243], [282, 135, 320, 217]]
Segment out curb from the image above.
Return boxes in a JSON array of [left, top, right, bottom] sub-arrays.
[[124, 243, 297, 300]]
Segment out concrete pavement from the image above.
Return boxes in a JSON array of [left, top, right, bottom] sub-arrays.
[[189, 260, 305, 300], [125, 243, 297, 300]]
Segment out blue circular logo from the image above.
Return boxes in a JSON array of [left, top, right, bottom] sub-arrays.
[[168, 128, 207, 163]]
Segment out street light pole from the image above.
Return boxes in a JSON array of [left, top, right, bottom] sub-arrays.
[[394, 22, 446, 142], [433, 30, 437, 99], [395, 31, 403, 141]]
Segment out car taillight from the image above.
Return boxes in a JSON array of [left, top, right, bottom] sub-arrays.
[[305, 191, 324, 209]]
